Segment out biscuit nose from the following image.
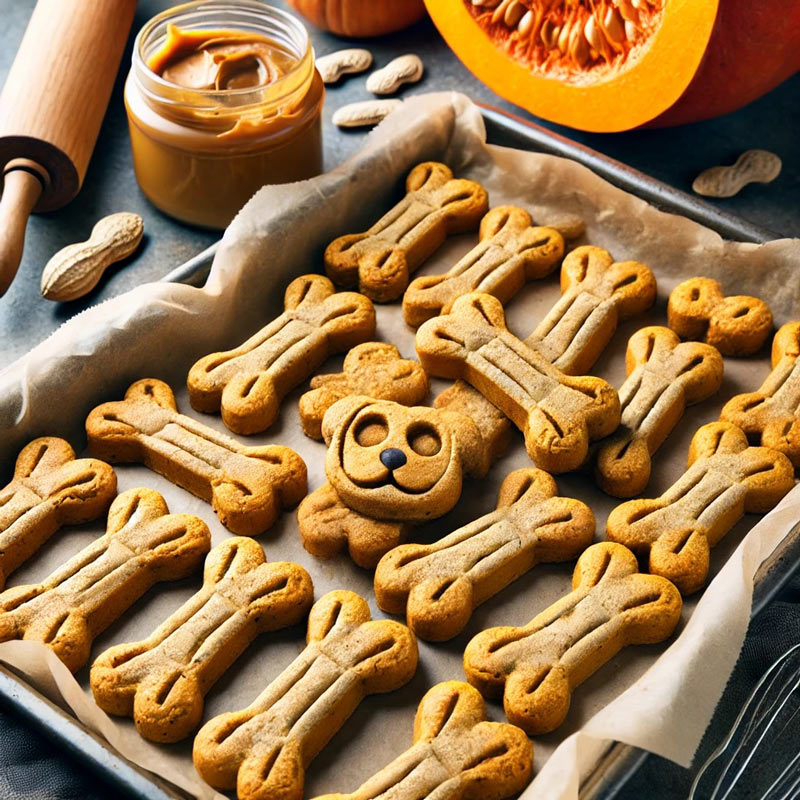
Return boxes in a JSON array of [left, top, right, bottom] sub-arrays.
[[380, 448, 407, 471]]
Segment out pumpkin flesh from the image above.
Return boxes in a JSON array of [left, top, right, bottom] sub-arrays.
[[426, 0, 800, 131]]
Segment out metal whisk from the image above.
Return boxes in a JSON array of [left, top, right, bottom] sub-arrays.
[[689, 641, 800, 800]]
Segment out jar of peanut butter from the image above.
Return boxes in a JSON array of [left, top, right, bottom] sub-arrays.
[[125, 1, 324, 229]]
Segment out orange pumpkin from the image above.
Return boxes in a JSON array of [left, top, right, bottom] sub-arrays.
[[288, 0, 426, 38], [425, 0, 800, 131]]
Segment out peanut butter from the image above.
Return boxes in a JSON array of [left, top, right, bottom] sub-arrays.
[[125, 4, 323, 229], [151, 26, 294, 91]]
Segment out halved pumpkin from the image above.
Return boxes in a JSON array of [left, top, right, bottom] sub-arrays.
[[425, 0, 800, 131]]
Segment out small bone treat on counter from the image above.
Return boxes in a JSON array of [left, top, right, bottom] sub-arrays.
[[124, 4, 324, 228], [86, 379, 307, 536], [325, 161, 488, 301], [0, 437, 117, 590], [310, 681, 532, 800], [193, 590, 418, 800], [0, 488, 210, 673], [187, 274, 375, 435], [91, 538, 313, 743], [464, 542, 683, 735]]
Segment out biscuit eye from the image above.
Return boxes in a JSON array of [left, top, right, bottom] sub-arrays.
[[354, 415, 389, 447], [407, 423, 442, 457]]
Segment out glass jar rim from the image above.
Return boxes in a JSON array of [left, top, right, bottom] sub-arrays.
[[131, 0, 314, 111]]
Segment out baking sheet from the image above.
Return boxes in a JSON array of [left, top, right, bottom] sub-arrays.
[[0, 92, 799, 800]]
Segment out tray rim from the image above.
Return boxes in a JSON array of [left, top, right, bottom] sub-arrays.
[[1, 103, 796, 800]]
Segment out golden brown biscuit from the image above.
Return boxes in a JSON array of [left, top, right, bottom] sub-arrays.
[[432, 380, 512, 465], [595, 326, 724, 497], [667, 277, 773, 356], [188, 275, 375, 435], [526, 245, 656, 375], [193, 590, 418, 800], [86, 379, 307, 537], [375, 468, 594, 641], [297, 482, 412, 569], [310, 681, 532, 800], [402, 205, 564, 328], [0, 488, 210, 673], [0, 437, 116, 590], [464, 542, 682, 735], [606, 421, 794, 594], [320, 395, 491, 523], [90, 537, 313, 742], [298, 382, 513, 568], [416, 292, 620, 473], [299, 341, 428, 440], [720, 322, 800, 467], [325, 162, 488, 302]]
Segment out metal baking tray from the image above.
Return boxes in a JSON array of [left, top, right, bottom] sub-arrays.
[[1, 104, 797, 800]]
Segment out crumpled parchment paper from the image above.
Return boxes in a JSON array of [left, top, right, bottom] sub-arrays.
[[0, 92, 798, 800]]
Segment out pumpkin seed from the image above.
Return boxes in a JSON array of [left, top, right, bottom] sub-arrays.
[[491, 0, 513, 24], [584, 15, 604, 53], [603, 7, 625, 43], [504, 0, 526, 27], [569, 23, 590, 66], [557, 19, 572, 53], [518, 9, 535, 36]]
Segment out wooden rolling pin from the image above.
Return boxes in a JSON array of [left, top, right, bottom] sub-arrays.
[[0, 0, 137, 296]]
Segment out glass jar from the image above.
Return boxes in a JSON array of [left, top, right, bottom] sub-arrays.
[[124, 0, 324, 229]]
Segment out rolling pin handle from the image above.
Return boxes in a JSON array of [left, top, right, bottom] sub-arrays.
[[0, 160, 48, 297]]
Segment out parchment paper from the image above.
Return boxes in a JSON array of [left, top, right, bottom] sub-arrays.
[[0, 92, 799, 800]]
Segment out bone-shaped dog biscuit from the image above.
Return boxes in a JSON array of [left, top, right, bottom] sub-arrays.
[[526, 245, 656, 375], [0, 488, 210, 673], [90, 537, 313, 742], [416, 292, 620, 473], [325, 162, 488, 302], [299, 341, 428, 440], [402, 205, 564, 328], [721, 322, 800, 467], [375, 468, 594, 641], [0, 437, 116, 591], [668, 277, 773, 356], [595, 326, 724, 497], [311, 681, 532, 800], [188, 275, 375, 434], [86, 379, 307, 536], [464, 542, 682, 735], [193, 590, 418, 800], [607, 421, 794, 594]]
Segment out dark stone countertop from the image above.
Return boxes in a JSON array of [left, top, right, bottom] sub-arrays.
[[0, 1, 798, 798]]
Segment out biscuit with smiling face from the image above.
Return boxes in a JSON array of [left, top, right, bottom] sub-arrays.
[[321, 395, 489, 523]]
